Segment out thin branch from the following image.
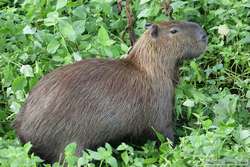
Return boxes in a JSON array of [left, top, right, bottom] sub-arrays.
[[125, 0, 136, 46], [163, 0, 173, 19], [117, 0, 122, 15]]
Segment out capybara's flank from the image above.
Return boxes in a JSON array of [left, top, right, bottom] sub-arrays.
[[14, 21, 207, 163]]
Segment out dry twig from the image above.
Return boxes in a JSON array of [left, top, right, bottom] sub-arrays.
[[125, 0, 136, 46], [163, 0, 173, 19]]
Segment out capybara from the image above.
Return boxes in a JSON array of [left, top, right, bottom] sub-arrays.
[[14, 21, 207, 163]]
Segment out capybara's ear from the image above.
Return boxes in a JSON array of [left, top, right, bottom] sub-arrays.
[[145, 23, 159, 38]]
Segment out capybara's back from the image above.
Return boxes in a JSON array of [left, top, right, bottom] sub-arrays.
[[14, 20, 207, 163], [15, 59, 151, 162]]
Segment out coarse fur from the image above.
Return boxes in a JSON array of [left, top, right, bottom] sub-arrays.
[[14, 21, 207, 163]]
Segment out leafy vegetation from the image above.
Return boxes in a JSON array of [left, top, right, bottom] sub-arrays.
[[0, 0, 249, 166]]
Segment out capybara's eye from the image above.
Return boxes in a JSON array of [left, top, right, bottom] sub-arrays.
[[170, 28, 178, 34]]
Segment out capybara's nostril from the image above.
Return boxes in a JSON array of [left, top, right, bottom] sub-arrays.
[[198, 30, 208, 43], [186, 21, 207, 42], [201, 34, 208, 41]]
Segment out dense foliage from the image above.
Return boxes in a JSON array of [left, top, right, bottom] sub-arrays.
[[0, 0, 249, 166]]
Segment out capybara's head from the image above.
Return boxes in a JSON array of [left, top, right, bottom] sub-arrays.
[[143, 21, 208, 60]]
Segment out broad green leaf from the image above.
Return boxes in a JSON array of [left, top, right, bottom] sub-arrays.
[[56, 0, 67, 10], [240, 130, 250, 140], [247, 100, 250, 108], [12, 76, 27, 91], [159, 142, 171, 153], [58, 19, 77, 42], [246, 91, 250, 98], [137, 8, 150, 18], [98, 26, 110, 43], [47, 39, 60, 54], [121, 151, 129, 165], [117, 143, 130, 151], [64, 54, 73, 64], [144, 157, 158, 164], [240, 35, 250, 44], [170, 1, 188, 10], [106, 157, 118, 167], [183, 99, 195, 107], [121, 43, 129, 53], [98, 26, 115, 46], [140, 0, 150, 5], [97, 147, 111, 159], [44, 11, 59, 26], [72, 5, 87, 18], [202, 119, 213, 130], [190, 61, 202, 82], [23, 25, 36, 34], [77, 157, 89, 166], [105, 143, 112, 152], [73, 20, 85, 35], [152, 127, 166, 143], [3, 65, 14, 86], [87, 150, 102, 160], [23, 142, 32, 153], [64, 143, 78, 166]]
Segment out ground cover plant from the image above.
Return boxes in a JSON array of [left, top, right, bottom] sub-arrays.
[[0, 0, 249, 166]]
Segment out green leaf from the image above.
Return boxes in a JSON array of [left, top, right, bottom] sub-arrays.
[[183, 99, 195, 107], [202, 119, 213, 130], [239, 130, 250, 140], [77, 157, 89, 166], [23, 25, 36, 35], [140, 0, 150, 5], [144, 157, 158, 164], [190, 88, 212, 104], [117, 143, 129, 151], [3, 65, 14, 86], [121, 151, 129, 165], [56, 0, 67, 10], [64, 143, 77, 155], [44, 11, 59, 26], [105, 143, 113, 152], [247, 100, 250, 108], [121, 43, 129, 53], [12, 76, 27, 91], [98, 26, 109, 42], [137, 8, 150, 18], [159, 142, 171, 153], [106, 156, 118, 167], [73, 20, 85, 35], [97, 147, 111, 159], [152, 127, 166, 143], [64, 143, 78, 166], [58, 19, 77, 42], [87, 150, 102, 160], [190, 61, 202, 82], [246, 90, 250, 98], [47, 39, 60, 54], [72, 5, 87, 18], [23, 142, 32, 153], [171, 1, 188, 10], [240, 35, 250, 44]]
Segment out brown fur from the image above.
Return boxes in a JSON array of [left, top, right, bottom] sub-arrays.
[[14, 21, 207, 163]]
